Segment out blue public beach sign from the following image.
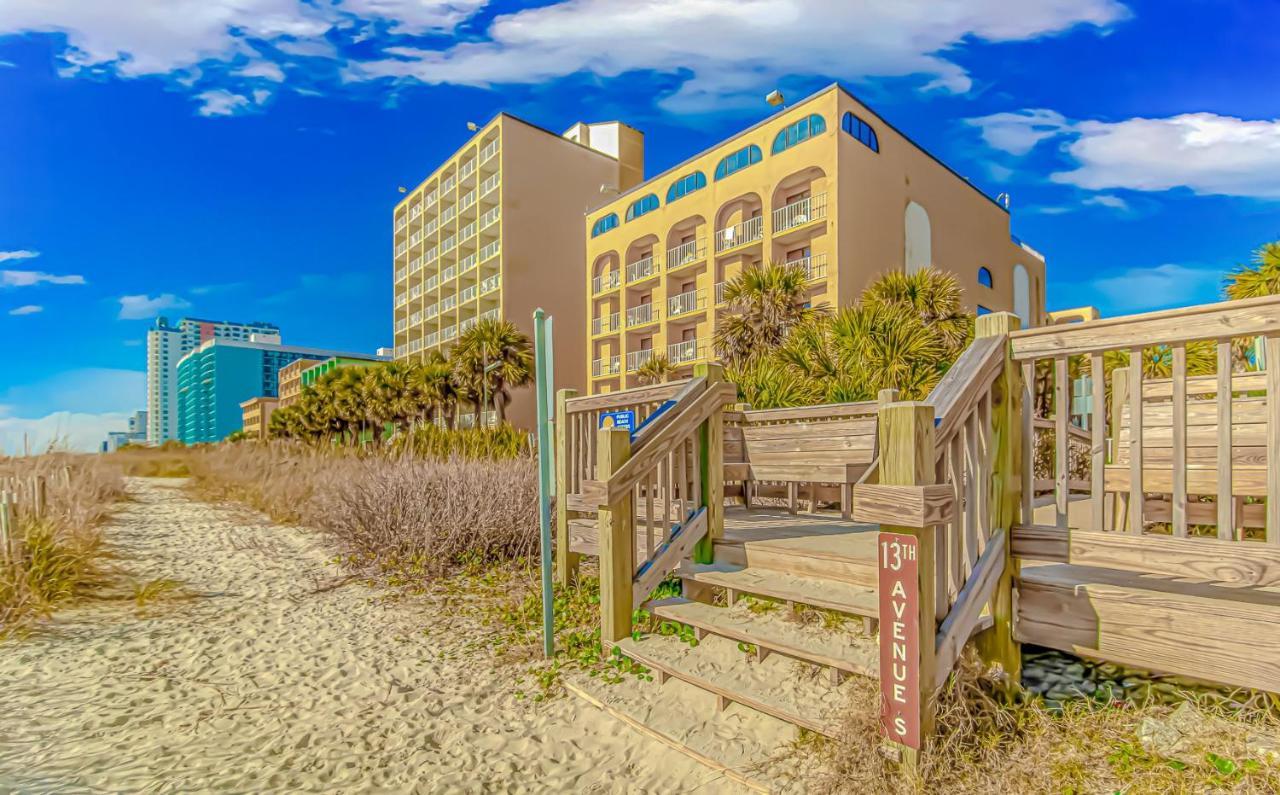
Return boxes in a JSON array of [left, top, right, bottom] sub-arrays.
[[599, 409, 636, 432]]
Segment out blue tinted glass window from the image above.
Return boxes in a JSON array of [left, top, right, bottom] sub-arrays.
[[625, 194, 660, 222], [666, 171, 707, 203], [841, 112, 880, 153], [771, 114, 827, 154], [977, 305, 992, 316], [591, 213, 619, 237], [714, 145, 763, 180], [978, 267, 993, 288]]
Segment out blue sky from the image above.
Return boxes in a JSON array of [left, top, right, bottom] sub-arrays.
[[2, 0, 1278, 451]]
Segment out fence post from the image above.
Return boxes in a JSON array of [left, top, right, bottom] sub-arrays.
[[0, 492, 12, 565], [876, 401, 937, 767], [693, 362, 725, 564], [598, 428, 634, 645], [1109, 368, 1130, 532], [554, 388, 580, 585], [972, 311, 1023, 693]]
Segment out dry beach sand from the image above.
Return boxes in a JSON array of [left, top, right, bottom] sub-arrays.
[[0, 478, 746, 793]]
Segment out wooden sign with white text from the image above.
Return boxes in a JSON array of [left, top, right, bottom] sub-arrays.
[[878, 531, 921, 750]]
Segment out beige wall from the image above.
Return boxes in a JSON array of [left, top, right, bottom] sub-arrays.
[[240, 397, 279, 439], [278, 358, 319, 409]]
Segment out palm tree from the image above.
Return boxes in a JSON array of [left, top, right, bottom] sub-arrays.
[[636, 353, 676, 385], [728, 358, 822, 409], [361, 363, 411, 444], [450, 318, 534, 424], [830, 302, 948, 400], [1225, 241, 1280, 300], [408, 354, 461, 429], [861, 268, 972, 357], [713, 260, 826, 367]]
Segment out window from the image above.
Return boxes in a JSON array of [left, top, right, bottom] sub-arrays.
[[666, 171, 707, 203], [978, 267, 993, 288], [591, 213, 619, 237], [625, 193, 660, 222], [771, 114, 827, 154], [841, 112, 879, 152], [977, 305, 992, 316], [714, 145, 762, 180]]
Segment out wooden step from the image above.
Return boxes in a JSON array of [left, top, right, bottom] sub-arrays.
[[713, 539, 877, 588], [614, 633, 849, 736], [718, 510, 879, 587], [679, 562, 879, 619], [650, 597, 878, 676], [1016, 563, 1280, 694], [569, 518, 675, 559]]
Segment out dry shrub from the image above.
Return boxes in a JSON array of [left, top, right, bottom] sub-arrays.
[[106, 444, 193, 477], [186, 441, 538, 578], [0, 454, 125, 631], [812, 653, 1280, 794]]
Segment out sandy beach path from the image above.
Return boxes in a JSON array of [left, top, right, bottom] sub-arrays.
[[0, 478, 740, 794]]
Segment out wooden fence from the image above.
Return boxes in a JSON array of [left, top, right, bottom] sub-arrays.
[[0, 475, 49, 565]]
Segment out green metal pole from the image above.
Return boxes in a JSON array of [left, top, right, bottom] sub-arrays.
[[533, 309, 556, 658]]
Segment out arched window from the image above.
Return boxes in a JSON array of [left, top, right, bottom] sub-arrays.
[[771, 114, 827, 154], [904, 201, 931, 274], [1013, 264, 1031, 323], [625, 193, 660, 222], [978, 266, 993, 288], [714, 145, 762, 181], [842, 112, 879, 152], [666, 171, 707, 204], [977, 305, 992, 316], [591, 213, 618, 238]]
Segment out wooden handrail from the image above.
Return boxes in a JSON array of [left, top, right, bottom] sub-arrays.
[[927, 335, 1005, 452], [564, 379, 691, 414], [630, 377, 707, 451]]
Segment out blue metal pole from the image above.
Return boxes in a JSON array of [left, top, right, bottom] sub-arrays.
[[533, 308, 556, 658]]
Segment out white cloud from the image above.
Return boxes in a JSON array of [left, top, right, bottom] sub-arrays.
[[0, 249, 40, 262], [337, 0, 487, 35], [970, 107, 1280, 200], [348, 0, 1127, 110], [236, 60, 286, 81], [0, 411, 132, 454], [1085, 263, 1224, 314], [8, 304, 43, 316], [252, 88, 272, 105], [196, 88, 252, 116], [2, 270, 86, 287], [118, 293, 191, 319], [1082, 194, 1129, 210]]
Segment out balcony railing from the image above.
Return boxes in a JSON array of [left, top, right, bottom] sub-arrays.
[[460, 316, 477, 333], [409, 285, 422, 299], [395, 217, 407, 232], [592, 312, 620, 335], [395, 268, 407, 282], [442, 325, 457, 341], [666, 239, 705, 270], [787, 252, 829, 282], [480, 274, 501, 295], [593, 356, 621, 377], [459, 222, 476, 241], [773, 193, 828, 235], [425, 191, 437, 207], [480, 206, 500, 228], [425, 247, 437, 264], [626, 255, 659, 283], [409, 339, 422, 353], [441, 234, 457, 253], [426, 218, 439, 235], [441, 205, 457, 224], [479, 307, 500, 322], [395, 242, 408, 256], [480, 240, 501, 261], [458, 253, 477, 272], [426, 274, 439, 292], [442, 265, 458, 281], [440, 295, 458, 312], [410, 230, 422, 246], [626, 349, 655, 372], [441, 175, 457, 193], [395, 319, 407, 332], [481, 139, 500, 161], [715, 281, 727, 305], [667, 289, 706, 318], [410, 203, 422, 219], [409, 256, 421, 273], [668, 339, 702, 365], [714, 215, 764, 254], [459, 160, 476, 179], [593, 270, 621, 294], [625, 303, 660, 327], [426, 303, 439, 320], [480, 173, 500, 195], [460, 285, 477, 303], [459, 191, 476, 211]]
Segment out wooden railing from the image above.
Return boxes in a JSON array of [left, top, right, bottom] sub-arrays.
[[572, 366, 735, 643], [1008, 294, 1280, 541]]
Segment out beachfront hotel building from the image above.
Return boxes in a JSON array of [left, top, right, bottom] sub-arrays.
[[176, 339, 381, 444], [277, 358, 321, 409], [584, 84, 1047, 392], [392, 114, 644, 429], [146, 317, 281, 444], [239, 397, 278, 440]]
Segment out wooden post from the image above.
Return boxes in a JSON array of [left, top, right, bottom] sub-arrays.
[[554, 388, 580, 585], [971, 312, 1023, 693], [1110, 367, 1130, 532], [598, 428, 634, 644], [876, 401, 938, 767], [0, 492, 12, 565], [693, 363, 725, 564]]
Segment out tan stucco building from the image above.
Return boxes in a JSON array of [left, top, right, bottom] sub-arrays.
[[584, 83, 1047, 392], [277, 358, 320, 409], [392, 114, 644, 429], [240, 396, 279, 440]]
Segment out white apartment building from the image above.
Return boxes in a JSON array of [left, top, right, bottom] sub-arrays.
[[146, 316, 281, 444]]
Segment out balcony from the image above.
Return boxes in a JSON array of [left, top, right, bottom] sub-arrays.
[[395, 242, 408, 257], [426, 218, 439, 235], [395, 217, 407, 232], [480, 173, 500, 195], [480, 206, 500, 229], [592, 270, 621, 294], [409, 230, 422, 247], [441, 205, 457, 225], [773, 193, 828, 235], [666, 239, 706, 271], [409, 203, 422, 219], [460, 316, 477, 334], [626, 349, 655, 372], [395, 319, 407, 332], [667, 289, 706, 318], [426, 303, 439, 320], [439, 295, 458, 313], [458, 253, 477, 273], [425, 191, 438, 207], [441, 175, 457, 193], [409, 284, 423, 299], [714, 215, 764, 254], [441, 234, 457, 254], [426, 331, 440, 348], [480, 274, 501, 295], [424, 247, 437, 264], [459, 160, 476, 180], [715, 281, 727, 305], [395, 268, 407, 282], [395, 293, 409, 308], [480, 240, 501, 261], [593, 355, 621, 378], [459, 284, 477, 303], [442, 325, 458, 342], [668, 339, 703, 365], [459, 191, 476, 212], [459, 221, 477, 242], [626, 255, 659, 284], [788, 252, 828, 282], [442, 264, 458, 281], [479, 307, 500, 322], [592, 312, 620, 335], [625, 303, 660, 328], [426, 274, 439, 292], [481, 139, 500, 162]]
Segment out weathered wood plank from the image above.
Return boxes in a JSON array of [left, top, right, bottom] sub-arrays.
[[1172, 344, 1188, 537], [1128, 349, 1144, 534], [1090, 353, 1106, 532], [598, 429, 635, 644], [1269, 335, 1280, 545], [632, 508, 708, 606], [555, 388, 581, 585], [1055, 356, 1069, 529], [565, 379, 690, 413], [851, 484, 956, 527], [1105, 465, 1267, 496], [933, 529, 1007, 691], [1217, 341, 1233, 539]]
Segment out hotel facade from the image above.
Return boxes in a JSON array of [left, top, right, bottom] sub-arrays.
[[392, 114, 644, 429], [583, 84, 1047, 392]]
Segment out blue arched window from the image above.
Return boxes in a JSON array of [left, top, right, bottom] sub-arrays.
[[771, 114, 827, 154], [842, 112, 879, 152], [591, 213, 619, 238], [625, 193, 660, 222], [978, 267, 993, 288], [714, 145, 762, 181], [666, 171, 707, 204]]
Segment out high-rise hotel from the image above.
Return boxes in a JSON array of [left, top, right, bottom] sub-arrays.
[[392, 115, 643, 429], [583, 84, 1048, 392]]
